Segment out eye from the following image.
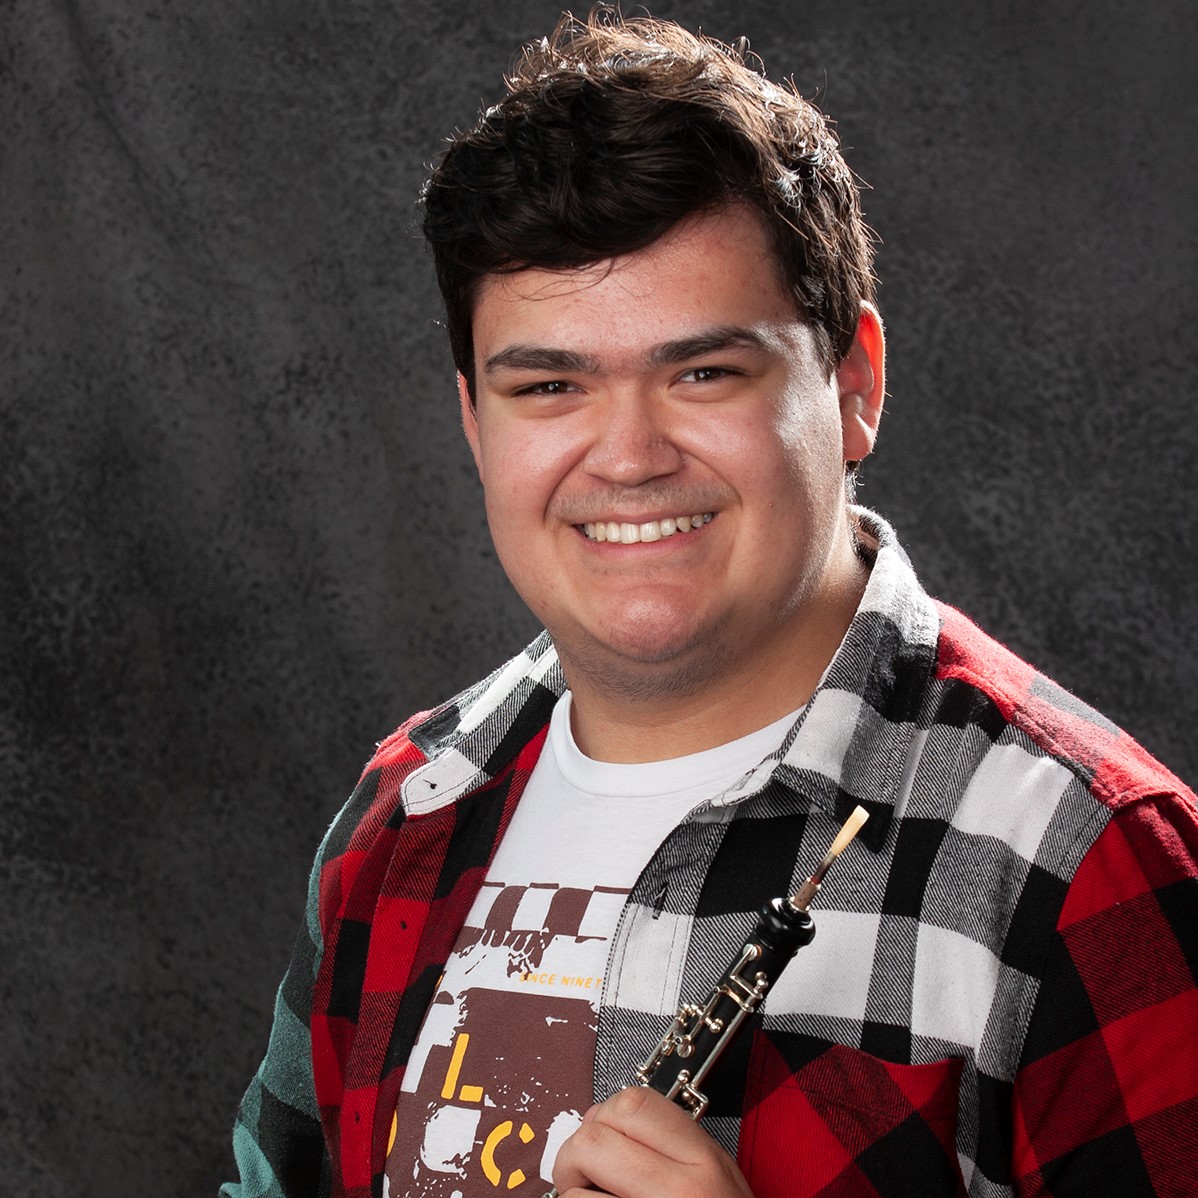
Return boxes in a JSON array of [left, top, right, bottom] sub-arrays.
[[678, 365, 739, 384], [514, 379, 578, 397]]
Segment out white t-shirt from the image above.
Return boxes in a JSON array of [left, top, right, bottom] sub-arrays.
[[384, 694, 802, 1197]]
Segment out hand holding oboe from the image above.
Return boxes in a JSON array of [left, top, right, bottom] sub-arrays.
[[549, 1085, 755, 1198], [546, 807, 869, 1197]]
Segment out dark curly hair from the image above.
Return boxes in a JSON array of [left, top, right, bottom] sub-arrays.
[[422, 8, 876, 397]]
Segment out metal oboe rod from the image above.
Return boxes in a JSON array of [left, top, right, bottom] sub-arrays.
[[544, 806, 869, 1196]]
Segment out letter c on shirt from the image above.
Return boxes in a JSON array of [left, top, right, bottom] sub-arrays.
[[480, 1119, 536, 1188]]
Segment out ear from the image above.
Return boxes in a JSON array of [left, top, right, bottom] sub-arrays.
[[458, 372, 484, 480], [836, 302, 886, 464]]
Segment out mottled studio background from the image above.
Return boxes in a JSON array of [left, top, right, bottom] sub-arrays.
[[2, 0, 1195, 1193]]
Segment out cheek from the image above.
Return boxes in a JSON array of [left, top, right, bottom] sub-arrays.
[[477, 419, 582, 505], [481, 486, 544, 603], [477, 428, 579, 580], [772, 393, 845, 487]]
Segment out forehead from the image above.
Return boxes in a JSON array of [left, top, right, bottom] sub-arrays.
[[471, 206, 797, 358]]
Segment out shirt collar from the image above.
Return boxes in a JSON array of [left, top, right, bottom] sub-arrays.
[[403, 508, 939, 846], [766, 510, 939, 851]]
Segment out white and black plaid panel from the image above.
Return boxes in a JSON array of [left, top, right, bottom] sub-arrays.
[[603, 901, 695, 1020], [950, 739, 1075, 856], [593, 1002, 681, 1100], [911, 923, 1004, 1049], [860, 912, 923, 1039], [782, 688, 903, 799], [602, 783, 899, 1032], [919, 827, 1036, 956], [977, 958, 1042, 1080], [626, 801, 740, 918], [778, 686, 861, 779], [402, 674, 564, 812], [906, 721, 1006, 823], [851, 512, 941, 635], [885, 699, 1097, 930], [765, 908, 883, 1021], [755, 1008, 868, 1047], [1031, 769, 1108, 875], [696, 787, 827, 909]]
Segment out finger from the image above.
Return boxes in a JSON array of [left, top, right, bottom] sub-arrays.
[[552, 1111, 683, 1197], [584, 1087, 727, 1164], [553, 1089, 751, 1198]]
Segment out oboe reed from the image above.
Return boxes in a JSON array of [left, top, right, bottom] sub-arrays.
[[790, 804, 869, 911]]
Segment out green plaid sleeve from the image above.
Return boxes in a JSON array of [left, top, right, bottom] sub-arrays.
[[221, 833, 331, 1197]]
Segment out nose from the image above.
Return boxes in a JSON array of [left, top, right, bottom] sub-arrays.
[[583, 387, 684, 486]]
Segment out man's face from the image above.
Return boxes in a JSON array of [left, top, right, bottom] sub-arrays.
[[462, 205, 882, 713]]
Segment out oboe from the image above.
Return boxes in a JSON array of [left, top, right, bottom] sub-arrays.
[[544, 805, 868, 1196]]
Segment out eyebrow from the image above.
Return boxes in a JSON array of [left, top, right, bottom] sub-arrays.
[[647, 326, 772, 366], [482, 345, 601, 376], [482, 326, 772, 378]]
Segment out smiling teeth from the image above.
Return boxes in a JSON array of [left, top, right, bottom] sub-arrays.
[[582, 513, 713, 543]]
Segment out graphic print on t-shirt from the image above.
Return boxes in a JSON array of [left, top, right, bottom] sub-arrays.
[[384, 879, 630, 1196], [384, 689, 802, 1196]]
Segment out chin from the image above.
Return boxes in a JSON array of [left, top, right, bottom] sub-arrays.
[[555, 618, 736, 703]]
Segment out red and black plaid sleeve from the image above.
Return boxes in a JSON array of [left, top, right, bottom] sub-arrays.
[[1012, 792, 1198, 1196]]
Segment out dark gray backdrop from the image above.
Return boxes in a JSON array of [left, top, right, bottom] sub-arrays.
[[2, 1, 1195, 1193]]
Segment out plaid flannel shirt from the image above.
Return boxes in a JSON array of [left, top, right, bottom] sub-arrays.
[[223, 512, 1198, 1198]]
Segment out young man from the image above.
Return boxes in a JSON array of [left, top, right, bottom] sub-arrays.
[[224, 14, 1198, 1198]]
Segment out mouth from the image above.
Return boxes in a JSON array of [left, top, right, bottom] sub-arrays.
[[579, 513, 714, 544]]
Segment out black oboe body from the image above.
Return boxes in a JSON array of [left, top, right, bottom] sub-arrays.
[[542, 808, 867, 1197], [635, 896, 815, 1119]]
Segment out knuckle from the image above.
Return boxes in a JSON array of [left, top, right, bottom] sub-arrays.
[[570, 1117, 607, 1154], [610, 1084, 653, 1117]]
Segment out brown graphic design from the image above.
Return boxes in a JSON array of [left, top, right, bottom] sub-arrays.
[[385, 883, 627, 1196]]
